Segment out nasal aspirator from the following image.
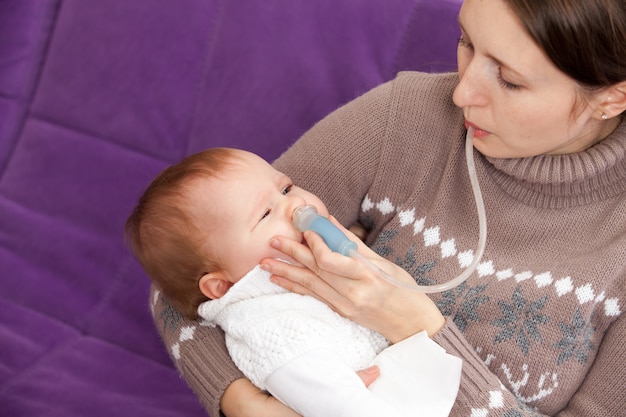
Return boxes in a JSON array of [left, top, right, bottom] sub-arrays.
[[292, 126, 487, 293], [292, 205, 358, 256]]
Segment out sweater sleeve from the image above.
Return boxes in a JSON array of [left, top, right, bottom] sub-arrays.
[[150, 284, 244, 417], [433, 315, 626, 416], [273, 79, 394, 228]]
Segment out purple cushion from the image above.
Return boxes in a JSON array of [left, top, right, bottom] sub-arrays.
[[0, 0, 461, 415]]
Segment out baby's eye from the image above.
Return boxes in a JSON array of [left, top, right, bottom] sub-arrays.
[[282, 184, 293, 195], [260, 210, 270, 221]]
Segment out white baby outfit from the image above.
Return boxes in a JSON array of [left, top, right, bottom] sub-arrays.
[[198, 265, 461, 417]]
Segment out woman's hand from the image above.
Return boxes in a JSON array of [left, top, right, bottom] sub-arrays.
[[221, 367, 381, 416], [261, 218, 445, 343], [221, 378, 300, 417]]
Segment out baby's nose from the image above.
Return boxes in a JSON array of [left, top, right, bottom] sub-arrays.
[[292, 205, 319, 233], [284, 195, 308, 218]]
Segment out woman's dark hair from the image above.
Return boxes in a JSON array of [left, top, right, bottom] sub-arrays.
[[506, 0, 626, 88]]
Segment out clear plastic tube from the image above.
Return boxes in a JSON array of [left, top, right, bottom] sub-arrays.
[[292, 127, 487, 293]]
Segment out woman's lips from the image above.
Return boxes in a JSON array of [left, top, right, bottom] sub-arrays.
[[464, 120, 491, 138]]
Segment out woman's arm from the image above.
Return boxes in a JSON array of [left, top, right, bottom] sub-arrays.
[[150, 285, 246, 416], [221, 379, 301, 417]]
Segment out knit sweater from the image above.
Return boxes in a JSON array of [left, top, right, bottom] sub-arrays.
[[151, 71, 625, 417]]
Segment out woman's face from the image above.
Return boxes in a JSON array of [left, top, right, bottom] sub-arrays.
[[453, 0, 611, 158]]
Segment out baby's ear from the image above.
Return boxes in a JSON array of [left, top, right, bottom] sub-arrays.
[[199, 272, 233, 299]]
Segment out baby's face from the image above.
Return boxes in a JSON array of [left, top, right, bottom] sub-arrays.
[[190, 151, 328, 282]]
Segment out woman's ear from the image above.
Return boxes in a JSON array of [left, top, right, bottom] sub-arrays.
[[599, 81, 626, 119], [199, 272, 233, 299]]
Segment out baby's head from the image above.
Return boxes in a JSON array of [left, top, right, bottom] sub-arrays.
[[125, 148, 237, 318], [125, 148, 327, 319]]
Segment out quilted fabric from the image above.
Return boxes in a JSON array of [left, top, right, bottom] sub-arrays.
[[0, 0, 460, 415]]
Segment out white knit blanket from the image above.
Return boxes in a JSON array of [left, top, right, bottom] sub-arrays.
[[198, 265, 389, 389]]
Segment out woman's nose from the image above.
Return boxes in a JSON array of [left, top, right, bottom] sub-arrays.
[[453, 61, 488, 109]]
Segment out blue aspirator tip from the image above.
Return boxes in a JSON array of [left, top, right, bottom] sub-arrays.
[[292, 205, 357, 256]]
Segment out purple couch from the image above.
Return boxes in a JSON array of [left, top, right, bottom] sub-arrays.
[[0, 0, 461, 415]]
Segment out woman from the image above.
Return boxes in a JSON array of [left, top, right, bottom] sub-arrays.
[[156, 0, 626, 415]]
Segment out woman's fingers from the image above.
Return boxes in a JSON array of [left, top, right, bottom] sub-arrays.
[[300, 229, 361, 277], [262, 237, 348, 309], [326, 216, 377, 256], [264, 233, 391, 320], [262, 258, 321, 298]]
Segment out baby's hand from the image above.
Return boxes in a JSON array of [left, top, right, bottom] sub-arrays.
[[357, 365, 380, 387]]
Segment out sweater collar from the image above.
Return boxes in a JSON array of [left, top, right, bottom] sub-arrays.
[[483, 119, 626, 208]]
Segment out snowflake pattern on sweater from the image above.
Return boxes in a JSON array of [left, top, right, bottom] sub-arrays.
[[361, 193, 622, 415]]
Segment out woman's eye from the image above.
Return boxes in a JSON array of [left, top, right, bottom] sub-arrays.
[[497, 68, 521, 91], [457, 36, 473, 50], [282, 184, 293, 195]]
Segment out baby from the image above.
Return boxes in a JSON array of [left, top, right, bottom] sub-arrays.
[[125, 148, 461, 417]]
